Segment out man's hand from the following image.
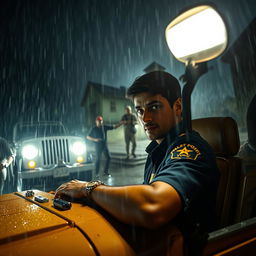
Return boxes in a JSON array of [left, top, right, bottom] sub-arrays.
[[0, 159, 7, 169], [54, 179, 87, 199], [86, 136, 102, 143]]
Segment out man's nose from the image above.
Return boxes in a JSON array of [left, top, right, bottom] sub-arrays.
[[142, 110, 152, 123]]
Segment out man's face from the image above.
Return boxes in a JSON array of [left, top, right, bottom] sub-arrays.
[[96, 120, 103, 127], [125, 107, 131, 114], [134, 92, 181, 143]]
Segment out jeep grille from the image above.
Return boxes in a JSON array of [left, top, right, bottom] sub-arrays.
[[42, 139, 70, 165]]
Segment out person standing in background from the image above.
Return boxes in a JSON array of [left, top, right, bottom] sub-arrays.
[[87, 116, 122, 178], [238, 94, 256, 161], [121, 105, 138, 159], [0, 137, 15, 195]]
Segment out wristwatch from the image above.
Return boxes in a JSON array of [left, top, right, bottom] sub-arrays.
[[84, 180, 104, 197]]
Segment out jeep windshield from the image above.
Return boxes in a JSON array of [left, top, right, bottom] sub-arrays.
[[13, 123, 67, 142]]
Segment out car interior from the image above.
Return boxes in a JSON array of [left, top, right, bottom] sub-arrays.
[[165, 4, 256, 254], [192, 117, 256, 255]]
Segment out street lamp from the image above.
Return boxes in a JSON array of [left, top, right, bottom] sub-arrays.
[[165, 5, 228, 132]]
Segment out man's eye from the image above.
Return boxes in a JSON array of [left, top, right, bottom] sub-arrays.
[[150, 105, 161, 111], [136, 109, 144, 115]]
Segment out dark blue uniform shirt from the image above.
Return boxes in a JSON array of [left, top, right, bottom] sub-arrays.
[[88, 125, 114, 146], [144, 123, 220, 233]]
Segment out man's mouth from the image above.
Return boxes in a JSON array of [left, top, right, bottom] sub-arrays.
[[144, 124, 158, 132]]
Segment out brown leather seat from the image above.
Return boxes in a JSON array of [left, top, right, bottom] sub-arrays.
[[192, 117, 242, 228], [235, 167, 256, 222]]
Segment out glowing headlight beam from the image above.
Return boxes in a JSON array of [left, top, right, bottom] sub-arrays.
[[22, 145, 38, 159], [72, 141, 86, 155]]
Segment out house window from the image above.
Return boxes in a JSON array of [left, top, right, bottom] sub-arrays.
[[110, 101, 116, 112]]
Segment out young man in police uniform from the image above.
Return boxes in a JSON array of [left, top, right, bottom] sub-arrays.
[[55, 71, 219, 252]]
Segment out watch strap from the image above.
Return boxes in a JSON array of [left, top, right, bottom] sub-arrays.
[[85, 180, 104, 197]]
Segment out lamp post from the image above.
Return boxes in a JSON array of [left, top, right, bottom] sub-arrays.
[[165, 5, 228, 132]]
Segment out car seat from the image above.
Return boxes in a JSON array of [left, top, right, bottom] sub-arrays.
[[192, 117, 242, 228]]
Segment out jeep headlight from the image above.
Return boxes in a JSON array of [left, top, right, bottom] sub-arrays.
[[72, 141, 86, 155], [22, 145, 39, 159]]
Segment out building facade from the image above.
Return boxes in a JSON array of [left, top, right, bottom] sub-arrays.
[[80, 62, 166, 141]]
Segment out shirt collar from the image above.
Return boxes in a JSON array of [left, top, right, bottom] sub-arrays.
[[145, 122, 184, 155]]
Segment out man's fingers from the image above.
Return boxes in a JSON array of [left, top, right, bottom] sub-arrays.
[[55, 188, 69, 198], [54, 180, 87, 199], [55, 185, 68, 198]]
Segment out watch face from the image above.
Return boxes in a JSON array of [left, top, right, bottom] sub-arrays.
[[87, 181, 97, 187], [85, 181, 104, 195], [85, 181, 99, 194]]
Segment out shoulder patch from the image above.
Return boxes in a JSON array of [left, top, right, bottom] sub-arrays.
[[170, 144, 201, 160]]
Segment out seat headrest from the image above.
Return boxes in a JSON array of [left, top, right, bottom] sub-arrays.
[[192, 117, 240, 156]]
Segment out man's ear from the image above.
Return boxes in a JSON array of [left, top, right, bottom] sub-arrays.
[[173, 98, 182, 115]]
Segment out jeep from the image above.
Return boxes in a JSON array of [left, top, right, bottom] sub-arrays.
[[13, 121, 94, 190]]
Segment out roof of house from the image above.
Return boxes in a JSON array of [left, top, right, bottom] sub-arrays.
[[80, 81, 127, 106], [81, 62, 167, 106], [143, 61, 166, 73]]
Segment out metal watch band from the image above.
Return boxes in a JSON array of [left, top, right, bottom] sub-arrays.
[[85, 180, 104, 197]]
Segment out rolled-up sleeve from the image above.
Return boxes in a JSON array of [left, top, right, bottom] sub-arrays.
[[152, 144, 218, 212]]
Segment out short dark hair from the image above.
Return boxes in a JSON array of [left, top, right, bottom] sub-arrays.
[[127, 71, 181, 107]]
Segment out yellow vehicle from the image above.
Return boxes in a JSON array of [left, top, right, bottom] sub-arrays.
[[0, 190, 136, 256]]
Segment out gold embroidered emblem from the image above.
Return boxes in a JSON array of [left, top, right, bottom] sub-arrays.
[[170, 144, 201, 160]]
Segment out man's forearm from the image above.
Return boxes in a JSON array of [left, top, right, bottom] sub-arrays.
[[92, 184, 155, 227], [114, 121, 123, 129], [91, 183, 181, 228], [54, 180, 182, 228], [86, 136, 98, 142], [6, 156, 14, 167]]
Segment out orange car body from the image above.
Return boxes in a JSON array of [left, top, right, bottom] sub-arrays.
[[0, 190, 135, 256]]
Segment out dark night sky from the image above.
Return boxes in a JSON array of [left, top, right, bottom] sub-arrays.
[[0, 0, 256, 140]]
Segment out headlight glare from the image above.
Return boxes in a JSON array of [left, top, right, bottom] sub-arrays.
[[22, 145, 38, 159], [72, 141, 86, 155], [76, 156, 84, 163], [28, 160, 36, 169]]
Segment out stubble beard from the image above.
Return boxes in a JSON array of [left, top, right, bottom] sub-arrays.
[[146, 130, 165, 141]]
